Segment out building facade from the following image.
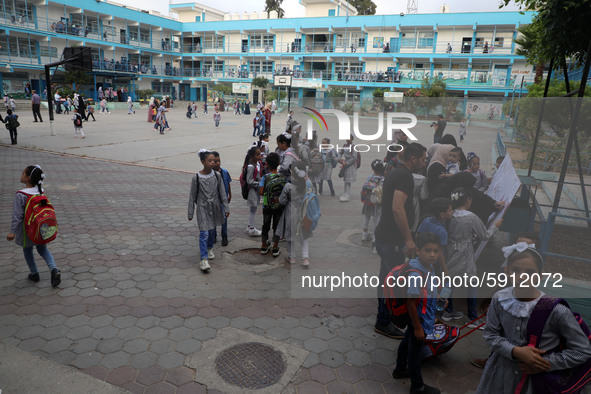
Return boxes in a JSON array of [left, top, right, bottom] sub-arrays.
[[0, 0, 536, 109]]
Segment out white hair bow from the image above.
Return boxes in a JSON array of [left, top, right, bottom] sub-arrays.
[[501, 242, 536, 259], [198, 148, 211, 155], [451, 192, 460, 201]]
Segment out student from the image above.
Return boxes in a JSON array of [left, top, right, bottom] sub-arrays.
[[72, 108, 85, 139], [100, 98, 110, 114], [127, 96, 135, 114], [63, 96, 71, 114], [445, 147, 462, 176], [467, 152, 489, 192], [253, 112, 261, 137], [361, 159, 385, 242], [318, 138, 337, 196], [471, 231, 542, 370], [6, 165, 61, 287], [416, 197, 452, 276], [3, 109, 19, 145], [212, 151, 231, 247], [188, 149, 230, 272], [192, 102, 198, 118], [391, 232, 442, 394], [459, 118, 467, 142], [277, 133, 299, 181], [203, 101, 208, 114], [244, 146, 263, 236], [213, 108, 221, 128], [277, 161, 312, 266], [445, 187, 502, 325], [338, 134, 359, 202], [259, 152, 286, 257], [476, 246, 591, 393], [86, 103, 96, 121], [187, 103, 193, 119]]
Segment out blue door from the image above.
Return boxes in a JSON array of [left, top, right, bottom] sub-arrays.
[[390, 38, 400, 53]]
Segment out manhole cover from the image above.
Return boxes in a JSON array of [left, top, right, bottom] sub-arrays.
[[215, 342, 287, 389], [233, 248, 267, 265], [348, 233, 372, 248]]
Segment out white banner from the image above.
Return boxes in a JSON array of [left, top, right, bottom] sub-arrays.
[[232, 83, 251, 94], [291, 78, 322, 88]]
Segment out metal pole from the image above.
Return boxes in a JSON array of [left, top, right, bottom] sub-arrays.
[[561, 58, 591, 223], [514, 75, 525, 124], [552, 39, 591, 212], [44, 65, 55, 136], [527, 58, 554, 176]]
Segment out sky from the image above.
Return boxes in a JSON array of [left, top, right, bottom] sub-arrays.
[[108, 0, 522, 18]]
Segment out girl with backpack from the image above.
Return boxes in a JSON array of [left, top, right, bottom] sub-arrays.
[[276, 133, 299, 182], [338, 134, 359, 202], [72, 108, 85, 139], [244, 146, 263, 236], [7, 165, 61, 288], [3, 109, 19, 145], [360, 159, 385, 242], [476, 245, 591, 393], [188, 149, 230, 272], [318, 138, 338, 196], [445, 187, 502, 325], [277, 161, 312, 267]]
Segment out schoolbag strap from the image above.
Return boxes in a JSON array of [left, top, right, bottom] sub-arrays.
[[526, 296, 568, 348]]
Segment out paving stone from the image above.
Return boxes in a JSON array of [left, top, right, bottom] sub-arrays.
[[82, 365, 110, 381], [176, 338, 202, 355], [40, 325, 67, 341], [96, 337, 125, 354], [159, 316, 185, 330], [290, 326, 313, 341], [192, 327, 217, 341], [123, 338, 151, 355], [185, 316, 207, 329], [129, 351, 159, 369], [101, 351, 132, 369], [362, 363, 392, 383], [336, 364, 365, 384], [150, 338, 176, 355], [19, 337, 47, 352], [118, 326, 144, 341], [48, 350, 76, 365], [136, 316, 161, 329], [136, 365, 167, 386], [301, 352, 321, 369], [15, 325, 44, 340], [42, 338, 73, 353], [229, 316, 253, 329], [326, 379, 356, 394], [89, 315, 114, 328], [112, 315, 138, 329], [71, 337, 100, 354], [355, 379, 385, 394], [265, 326, 291, 341], [157, 352, 185, 369], [304, 337, 330, 353], [71, 352, 103, 369], [328, 337, 354, 353], [370, 348, 395, 367], [345, 349, 372, 367], [164, 366, 194, 387], [295, 380, 326, 394], [106, 365, 138, 386], [92, 325, 119, 340], [206, 316, 231, 330], [308, 364, 337, 385], [143, 326, 168, 341], [144, 382, 176, 394], [176, 381, 208, 394], [319, 350, 346, 368]]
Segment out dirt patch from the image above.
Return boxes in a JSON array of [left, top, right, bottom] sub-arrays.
[[536, 223, 591, 280]]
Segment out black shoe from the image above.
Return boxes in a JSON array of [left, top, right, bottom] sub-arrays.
[[28, 272, 40, 283], [410, 384, 441, 394], [392, 369, 409, 379], [331, 190, 336, 197], [374, 322, 405, 339], [50, 268, 61, 288], [221, 237, 228, 246], [261, 241, 271, 255]]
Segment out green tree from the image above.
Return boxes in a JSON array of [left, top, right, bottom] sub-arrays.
[[513, 23, 546, 84], [328, 87, 345, 110], [252, 77, 269, 89], [264, 0, 285, 18], [349, 0, 376, 15]]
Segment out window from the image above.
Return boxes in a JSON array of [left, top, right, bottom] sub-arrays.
[[40, 46, 57, 58], [202, 34, 224, 49], [400, 32, 416, 47], [195, 16, 201, 22], [18, 37, 36, 57], [328, 9, 336, 16], [249, 34, 274, 49], [203, 60, 224, 71], [13, 1, 34, 23], [494, 37, 504, 48], [128, 28, 139, 42], [418, 32, 434, 48], [139, 28, 150, 43], [262, 61, 273, 73], [86, 16, 98, 34]]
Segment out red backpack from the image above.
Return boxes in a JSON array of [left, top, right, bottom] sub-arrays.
[[383, 262, 428, 329], [17, 192, 58, 245]]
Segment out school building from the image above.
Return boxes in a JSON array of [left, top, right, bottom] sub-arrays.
[[0, 0, 536, 113]]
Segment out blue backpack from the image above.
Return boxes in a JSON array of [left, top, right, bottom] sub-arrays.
[[300, 181, 321, 234]]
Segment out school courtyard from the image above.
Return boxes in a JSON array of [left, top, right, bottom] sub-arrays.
[[1, 103, 506, 393]]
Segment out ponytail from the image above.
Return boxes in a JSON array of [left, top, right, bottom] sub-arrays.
[[26, 165, 45, 194]]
